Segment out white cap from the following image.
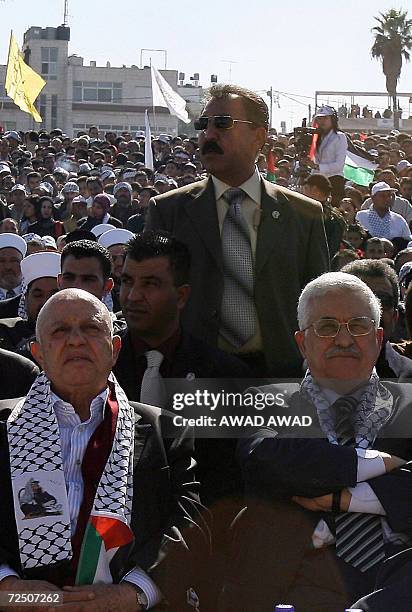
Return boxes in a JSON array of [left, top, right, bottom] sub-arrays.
[[135, 130, 145, 139], [397, 160, 412, 172], [371, 181, 397, 196], [21, 252, 61, 286], [0, 233, 27, 257], [91, 223, 116, 238], [315, 105, 336, 117], [113, 182, 133, 195], [100, 169, 116, 181], [98, 229, 134, 249], [399, 261, 412, 284]]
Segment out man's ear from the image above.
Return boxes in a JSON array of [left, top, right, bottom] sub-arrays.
[[177, 284, 191, 310], [57, 273, 63, 289], [30, 340, 44, 367], [104, 277, 114, 294], [294, 330, 307, 359], [111, 335, 122, 366]]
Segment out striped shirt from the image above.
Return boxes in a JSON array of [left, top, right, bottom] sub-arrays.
[[0, 389, 161, 608]]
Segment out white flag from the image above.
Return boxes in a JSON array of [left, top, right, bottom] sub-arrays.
[[151, 65, 190, 124], [144, 110, 154, 171]]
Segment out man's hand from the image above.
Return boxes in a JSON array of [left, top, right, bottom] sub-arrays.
[[292, 489, 352, 512], [0, 577, 64, 612], [50, 583, 141, 612]]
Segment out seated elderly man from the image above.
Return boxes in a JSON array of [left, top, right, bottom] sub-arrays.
[[0, 289, 205, 611], [223, 273, 412, 612]]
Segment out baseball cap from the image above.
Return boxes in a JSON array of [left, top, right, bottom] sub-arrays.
[[315, 105, 336, 117], [397, 160, 412, 172], [371, 181, 397, 196]]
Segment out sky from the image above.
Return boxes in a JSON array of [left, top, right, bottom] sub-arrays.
[[0, 0, 411, 130]]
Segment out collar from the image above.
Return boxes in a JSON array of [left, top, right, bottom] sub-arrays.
[[102, 212, 110, 224], [212, 167, 261, 204], [130, 326, 181, 362], [0, 282, 22, 295], [51, 387, 109, 423], [321, 385, 366, 407]]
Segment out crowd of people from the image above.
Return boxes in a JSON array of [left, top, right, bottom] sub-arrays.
[[0, 84, 412, 611]]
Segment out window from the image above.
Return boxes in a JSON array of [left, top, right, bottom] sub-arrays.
[[51, 95, 58, 129], [39, 94, 47, 128], [72, 81, 122, 103], [41, 47, 58, 80], [4, 122, 16, 131]]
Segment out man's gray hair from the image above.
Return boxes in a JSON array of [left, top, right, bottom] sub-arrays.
[[297, 272, 382, 330]]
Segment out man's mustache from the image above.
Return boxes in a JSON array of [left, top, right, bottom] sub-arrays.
[[325, 347, 360, 358], [201, 141, 224, 155]]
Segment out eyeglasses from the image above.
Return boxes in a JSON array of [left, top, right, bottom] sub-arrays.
[[303, 316, 375, 338], [194, 115, 255, 131]]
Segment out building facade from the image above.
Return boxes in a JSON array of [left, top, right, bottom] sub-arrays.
[[0, 25, 204, 137]]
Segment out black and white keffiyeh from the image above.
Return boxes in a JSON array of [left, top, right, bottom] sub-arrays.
[[7, 371, 134, 571], [301, 370, 394, 448]]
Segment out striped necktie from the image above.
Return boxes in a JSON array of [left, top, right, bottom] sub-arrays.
[[332, 396, 385, 572], [220, 188, 258, 348]]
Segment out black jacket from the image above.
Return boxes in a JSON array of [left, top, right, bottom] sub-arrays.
[[0, 348, 39, 399]]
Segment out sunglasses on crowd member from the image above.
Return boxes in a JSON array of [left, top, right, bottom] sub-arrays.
[[303, 317, 376, 338], [194, 115, 255, 131]]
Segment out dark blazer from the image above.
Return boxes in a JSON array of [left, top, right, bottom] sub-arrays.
[[78, 215, 123, 230], [351, 547, 412, 611], [114, 329, 251, 508], [226, 382, 412, 610], [145, 177, 329, 376], [0, 399, 207, 611], [0, 294, 20, 319], [0, 348, 39, 399], [0, 317, 35, 355], [114, 328, 250, 402]]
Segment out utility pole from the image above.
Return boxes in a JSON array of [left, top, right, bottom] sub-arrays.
[[267, 86, 273, 129]]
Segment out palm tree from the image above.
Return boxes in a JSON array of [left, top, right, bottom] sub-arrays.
[[371, 8, 412, 128]]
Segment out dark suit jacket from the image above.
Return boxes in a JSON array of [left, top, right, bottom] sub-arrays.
[[0, 399, 207, 611], [78, 215, 123, 230], [0, 317, 35, 361], [0, 294, 20, 319], [351, 547, 412, 611], [114, 329, 251, 508], [231, 382, 412, 604], [0, 349, 39, 399], [145, 177, 329, 376]]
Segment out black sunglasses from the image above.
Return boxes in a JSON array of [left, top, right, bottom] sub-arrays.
[[194, 115, 255, 131]]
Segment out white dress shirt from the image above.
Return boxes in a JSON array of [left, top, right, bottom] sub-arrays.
[[314, 130, 348, 177], [0, 282, 22, 301], [0, 389, 161, 608]]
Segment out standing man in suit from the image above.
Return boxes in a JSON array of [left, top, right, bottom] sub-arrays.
[[146, 84, 329, 376], [224, 273, 412, 612], [0, 289, 205, 611]]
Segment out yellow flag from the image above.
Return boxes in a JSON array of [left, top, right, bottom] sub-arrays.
[[5, 33, 46, 123]]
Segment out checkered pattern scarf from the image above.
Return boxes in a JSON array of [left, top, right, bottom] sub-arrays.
[[367, 207, 391, 239], [7, 372, 134, 571], [300, 370, 394, 448]]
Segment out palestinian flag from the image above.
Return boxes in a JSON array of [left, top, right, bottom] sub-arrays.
[[344, 137, 378, 187], [266, 149, 277, 183], [75, 514, 134, 585]]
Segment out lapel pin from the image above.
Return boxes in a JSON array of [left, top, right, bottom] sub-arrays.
[[272, 211, 280, 220]]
